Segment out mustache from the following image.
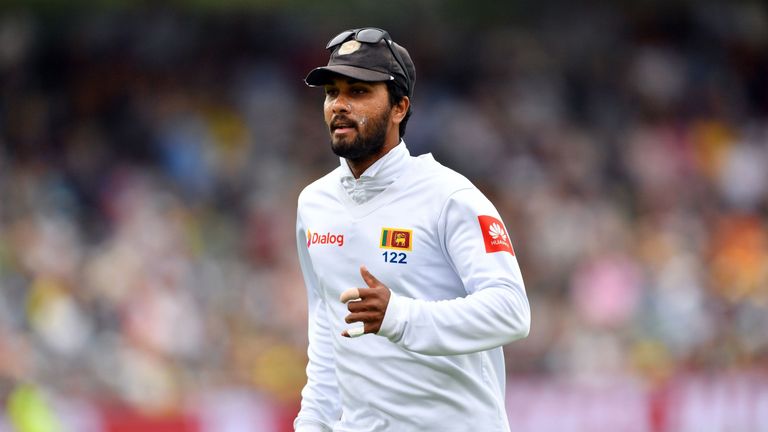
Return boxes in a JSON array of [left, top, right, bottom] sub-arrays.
[[330, 116, 358, 130]]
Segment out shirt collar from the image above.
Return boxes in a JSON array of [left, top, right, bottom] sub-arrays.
[[338, 141, 410, 204], [339, 140, 409, 181]]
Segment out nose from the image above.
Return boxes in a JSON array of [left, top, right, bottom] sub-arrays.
[[331, 93, 351, 115]]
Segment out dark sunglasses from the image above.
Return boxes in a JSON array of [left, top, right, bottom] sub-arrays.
[[326, 27, 411, 95]]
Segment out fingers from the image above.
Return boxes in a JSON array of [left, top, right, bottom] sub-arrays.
[[345, 300, 369, 313], [340, 293, 388, 338], [340, 287, 382, 303], [341, 267, 383, 304], [339, 287, 361, 304], [340, 287, 368, 338], [342, 325, 365, 338], [340, 266, 390, 338], [344, 311, 380, 324], [341, 318, 382, 338]]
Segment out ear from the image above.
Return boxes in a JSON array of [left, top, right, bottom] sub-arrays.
[[391, 96, 410, 125]]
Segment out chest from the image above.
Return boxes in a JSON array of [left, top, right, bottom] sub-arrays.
[[302, 201, 457, 301]]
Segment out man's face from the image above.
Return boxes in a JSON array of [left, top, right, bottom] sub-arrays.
[[323, 77, 393, 161]]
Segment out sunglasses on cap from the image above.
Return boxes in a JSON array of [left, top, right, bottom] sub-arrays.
[[326, 27, 412, 95]]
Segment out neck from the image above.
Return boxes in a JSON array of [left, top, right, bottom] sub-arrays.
[[346, 135, 400, 179]]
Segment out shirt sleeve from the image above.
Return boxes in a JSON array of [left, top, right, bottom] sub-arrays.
[[294, 210, 341, 431], [377, 187, 531, 356]]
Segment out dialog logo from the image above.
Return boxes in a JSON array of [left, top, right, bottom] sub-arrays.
[[307, 230, 344, 248], [478, 215, 514, 255]]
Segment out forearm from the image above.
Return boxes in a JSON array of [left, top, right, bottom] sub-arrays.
[[377, 285, 530, 356]]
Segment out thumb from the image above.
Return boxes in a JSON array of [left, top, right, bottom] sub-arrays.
[[360, 265, 381, 289]]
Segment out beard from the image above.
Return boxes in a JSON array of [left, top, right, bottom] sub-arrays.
[[329, 109, 390, 162]]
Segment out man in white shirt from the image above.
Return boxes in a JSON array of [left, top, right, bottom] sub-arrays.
[[295, 27, 531, 432]]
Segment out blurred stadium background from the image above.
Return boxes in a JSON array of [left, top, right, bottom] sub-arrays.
[[0, 1, 767, 431]]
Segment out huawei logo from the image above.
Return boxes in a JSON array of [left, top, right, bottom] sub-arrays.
[[478, 215, 514, 255], [488, 223, 507, 242]]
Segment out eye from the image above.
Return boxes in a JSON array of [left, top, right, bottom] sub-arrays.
[[351, 86, 369, 95], [324, 87, 339, 98]]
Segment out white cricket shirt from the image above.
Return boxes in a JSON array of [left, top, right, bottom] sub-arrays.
[[295, 143, 531, 432]]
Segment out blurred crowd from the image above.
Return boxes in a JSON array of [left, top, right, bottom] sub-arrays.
[[0, 1, 766, 417]]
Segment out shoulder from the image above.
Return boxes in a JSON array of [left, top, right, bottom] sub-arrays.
[[298, 167, 342, 207], [409, 153, 477, 195], [407, 153, 501, 219]]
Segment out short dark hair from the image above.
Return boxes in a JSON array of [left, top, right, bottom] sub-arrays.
[[386, 81, 411, 138]]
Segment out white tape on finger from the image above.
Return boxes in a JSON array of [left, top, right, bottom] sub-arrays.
[[340, 288, 361, 304], [347, 325, 365, 338]]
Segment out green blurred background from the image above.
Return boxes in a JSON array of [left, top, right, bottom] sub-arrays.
[[0, 1, 766, 431]]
